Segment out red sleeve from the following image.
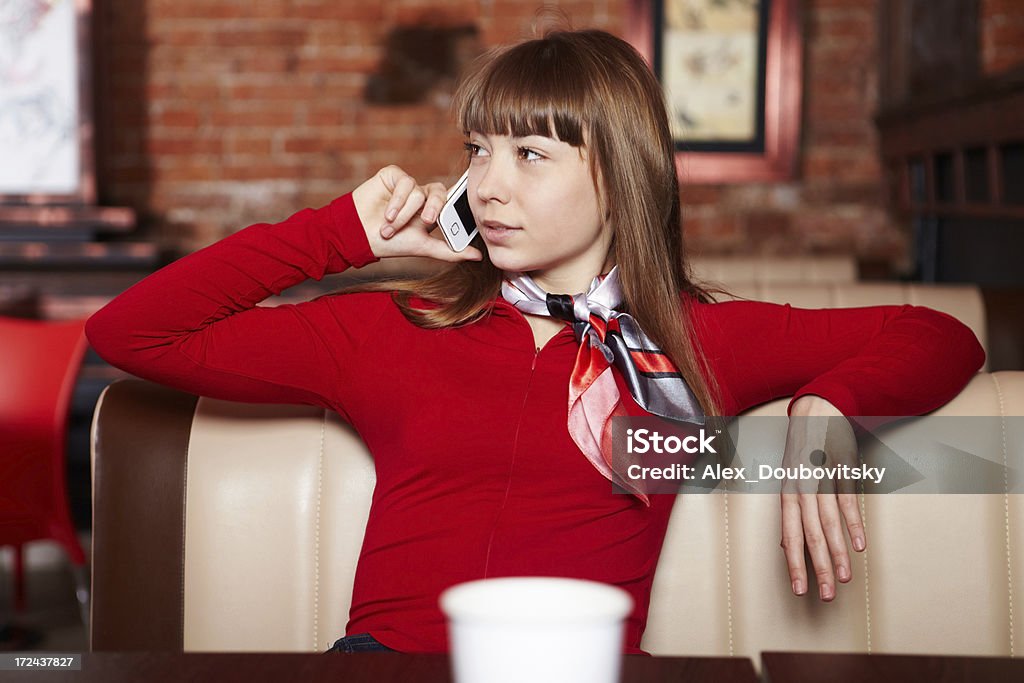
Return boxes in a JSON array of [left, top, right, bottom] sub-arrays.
[[690, 300, 986, 417], [85, 193, 384, 418]]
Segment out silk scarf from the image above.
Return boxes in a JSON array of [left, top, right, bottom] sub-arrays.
[[501, 266, 705, 505]]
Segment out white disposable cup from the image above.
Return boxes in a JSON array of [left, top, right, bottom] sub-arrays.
[[439, 577, 633, 683]]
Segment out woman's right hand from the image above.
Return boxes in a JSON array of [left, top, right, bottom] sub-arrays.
[[351, 165, 484, 262]]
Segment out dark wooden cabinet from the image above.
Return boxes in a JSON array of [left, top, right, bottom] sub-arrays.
[[877, 1, 1024, 285]]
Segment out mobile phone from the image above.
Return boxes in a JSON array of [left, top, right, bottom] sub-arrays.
[[437, 170, 478, 252]]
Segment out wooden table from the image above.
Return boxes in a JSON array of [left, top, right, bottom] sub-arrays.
[[762, 651, 1024, 682], [5, 652, 760, 682]]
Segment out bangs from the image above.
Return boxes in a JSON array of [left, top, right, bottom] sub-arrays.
[[455, 39, 590, 146]]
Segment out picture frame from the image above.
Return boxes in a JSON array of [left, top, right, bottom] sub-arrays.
[[627, 0, 803, 183], [0, 0, 97, 206]]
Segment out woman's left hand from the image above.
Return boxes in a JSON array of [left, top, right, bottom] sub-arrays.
[[780, 396, 866, 602]]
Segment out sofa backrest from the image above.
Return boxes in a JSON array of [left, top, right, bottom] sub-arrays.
[[689, 256, 858, 286], [719, 283, 988, 370], [91, 372, 1024, 664]]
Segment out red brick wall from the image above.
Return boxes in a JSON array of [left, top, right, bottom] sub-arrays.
[[94, 0, 903, 270], [981, 0, 1024, 74], [684, 0, 900, 267]]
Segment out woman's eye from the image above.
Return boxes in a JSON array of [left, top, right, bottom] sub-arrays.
[[463, 142, 486, 157], [517, 147, 542, 162]]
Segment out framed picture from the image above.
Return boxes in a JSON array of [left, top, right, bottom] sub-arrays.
[[628, 0, 802, 183], [0, 0, 96, 205]]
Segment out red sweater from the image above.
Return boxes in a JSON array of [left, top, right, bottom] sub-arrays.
[[85, 193, 985, 654]]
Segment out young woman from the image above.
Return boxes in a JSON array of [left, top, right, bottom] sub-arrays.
[[85, 29, 984, 655]]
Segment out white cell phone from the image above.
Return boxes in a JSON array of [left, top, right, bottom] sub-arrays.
[[437, 170, 478, 252]]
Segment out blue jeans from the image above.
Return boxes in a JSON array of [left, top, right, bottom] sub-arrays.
[[324, 632, 396, 653]]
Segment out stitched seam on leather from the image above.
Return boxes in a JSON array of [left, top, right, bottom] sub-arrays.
[[314, 410, 326, 651], [88, 385, 108, 651], [860, 491, 871, 653], [724, 492, 734, 657], [180, 411, 192, 651], [993, 373, 1013, 656]]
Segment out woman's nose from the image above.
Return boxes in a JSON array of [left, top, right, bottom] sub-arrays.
[[475, 159, 510, 204]]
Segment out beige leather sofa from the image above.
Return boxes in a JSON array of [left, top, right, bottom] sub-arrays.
[[88, 282, 1022, 669], [690, 255, 858, 287], [89, 373, 1024, 664], [719, 283, 990, 371]]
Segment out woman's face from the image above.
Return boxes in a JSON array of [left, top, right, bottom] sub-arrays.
[[465, 131, 613, 294]]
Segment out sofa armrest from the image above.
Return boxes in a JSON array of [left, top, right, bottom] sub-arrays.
[[644, 371, 1024, 664], [90, 380, 198, 651]]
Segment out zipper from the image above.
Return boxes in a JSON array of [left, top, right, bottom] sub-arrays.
[[500, 299, 571, 355], [480, 346, 539, 578]]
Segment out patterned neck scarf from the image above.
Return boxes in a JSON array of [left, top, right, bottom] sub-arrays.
[[501, 266, 705, 506]]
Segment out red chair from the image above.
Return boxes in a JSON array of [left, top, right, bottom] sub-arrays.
[[0, 316, 89, 622]]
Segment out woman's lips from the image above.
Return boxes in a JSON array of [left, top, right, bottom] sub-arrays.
[[480, 221, 521, 243]]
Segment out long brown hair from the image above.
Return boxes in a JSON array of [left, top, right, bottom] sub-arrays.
[[348, 28, 723, 415]]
